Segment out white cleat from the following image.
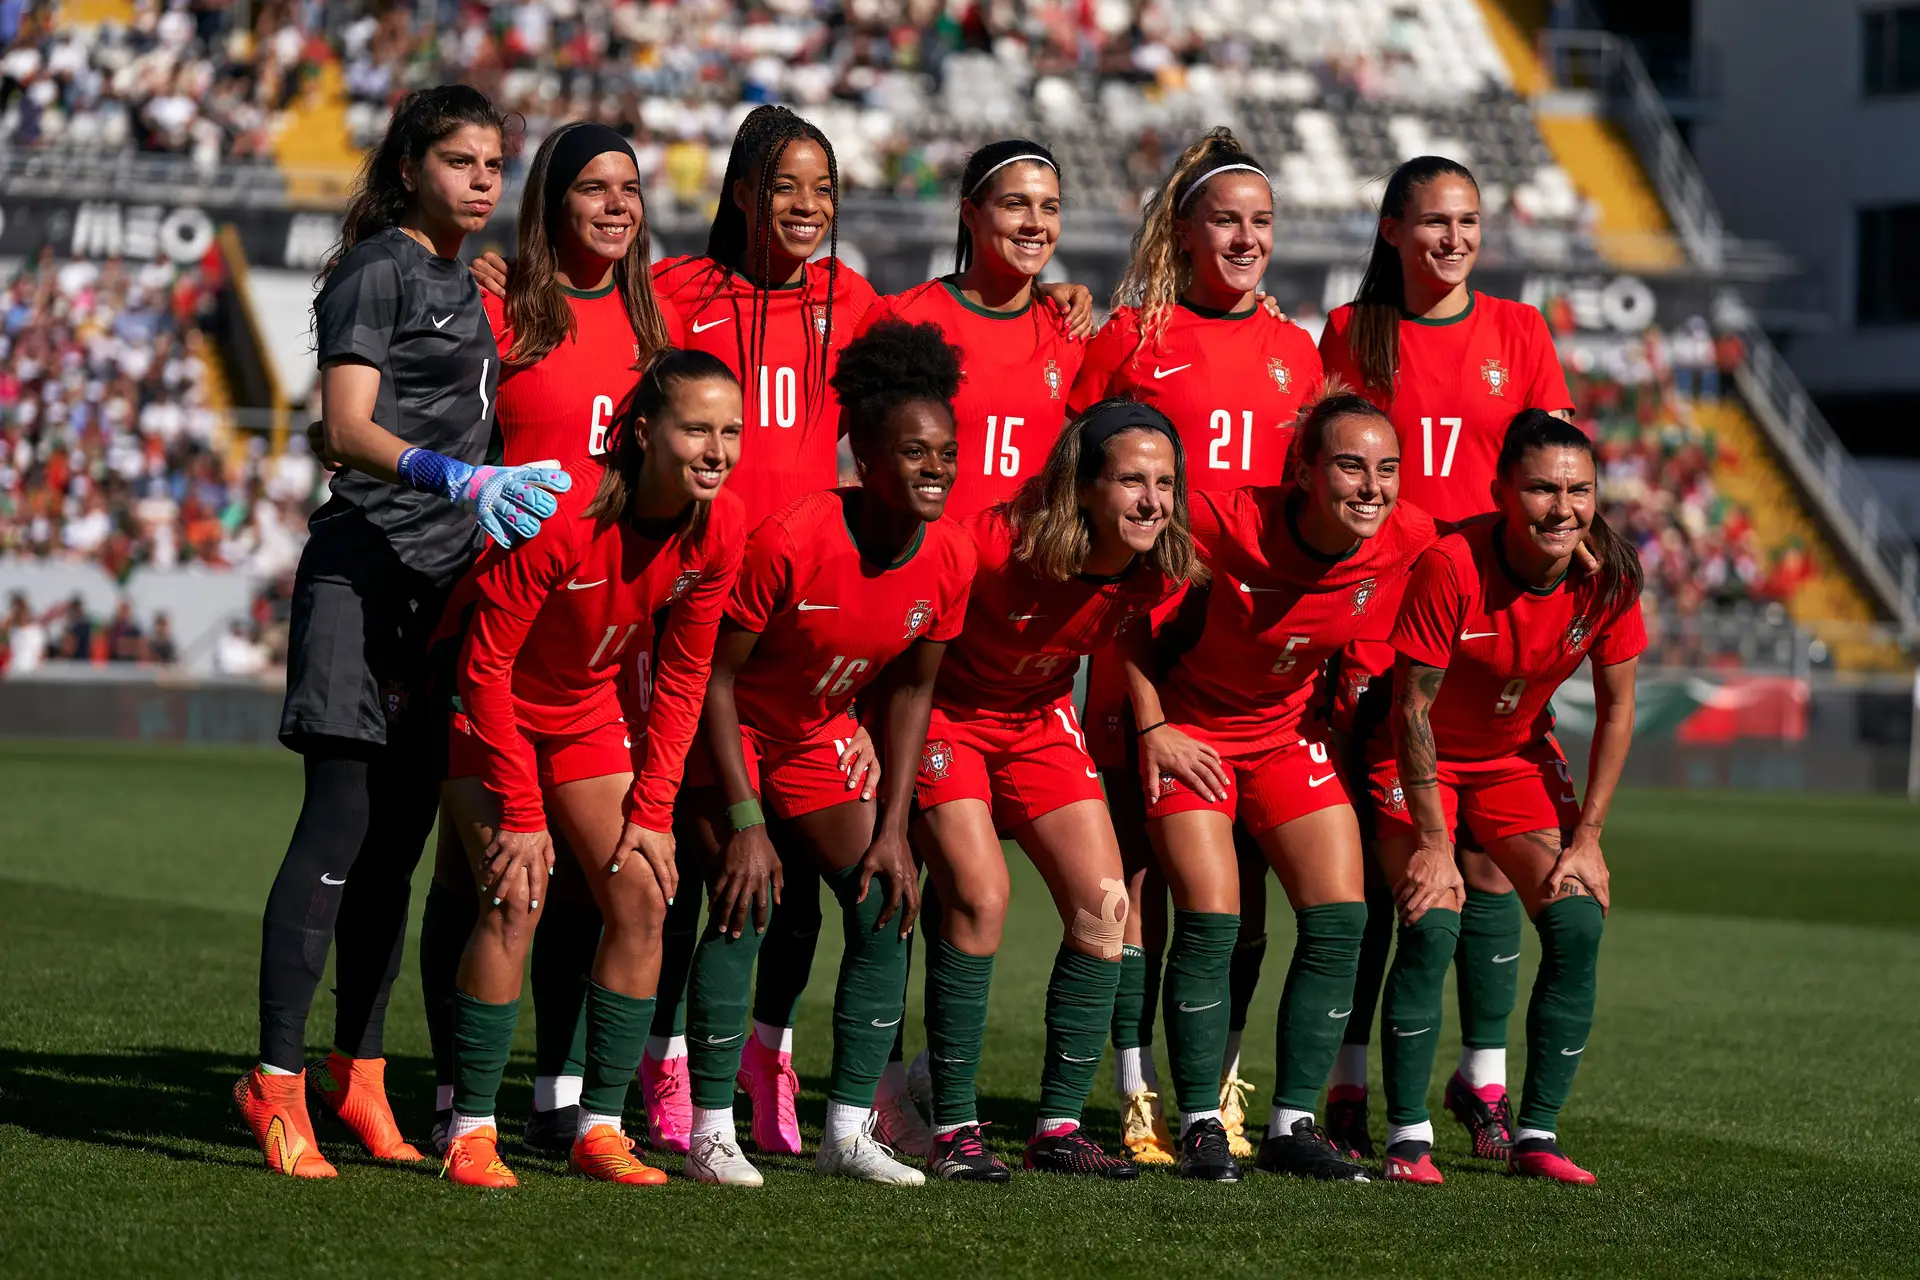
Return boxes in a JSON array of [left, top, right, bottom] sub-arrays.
[[685, 1132, 765, 1187], [815, 1130, 926, 1185], [905, 1050, 934, 1119], [872, 1084, 936, 1159]]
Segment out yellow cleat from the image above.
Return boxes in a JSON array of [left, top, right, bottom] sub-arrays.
[[1219, 1072, 1256, 1159], [1121, 1088, 1176, 1166]]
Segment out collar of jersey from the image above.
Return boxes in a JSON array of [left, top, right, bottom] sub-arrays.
[[1285, 492, 1362, 564], [839, 489, 926, 568], [1404, 289, 1475, 327], [558, 278, 618, 300], [724, 261, 808, 292], [1074, 555, 1141, 587], [1492, 518, 1571, 595], [1178, 298, 1257, 322], [940, 277, 1032, 320]]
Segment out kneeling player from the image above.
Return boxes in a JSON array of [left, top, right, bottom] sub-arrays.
[[438, 352, 744, 1187], [1371, 409, 1642, 1186]]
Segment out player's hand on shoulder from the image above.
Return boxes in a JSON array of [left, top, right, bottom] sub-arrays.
[[470, 251, 513, 300], [1038, 280, 1096, 339], [1254, 291, 1289, 322]]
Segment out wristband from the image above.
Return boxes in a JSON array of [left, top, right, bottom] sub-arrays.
[[727, 798, 766, 833], [396, 446, 464, 495], [1135, 720, 1168, 738]]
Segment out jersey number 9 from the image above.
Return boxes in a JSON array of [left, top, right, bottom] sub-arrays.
[[1494, 677, 1526, 716]]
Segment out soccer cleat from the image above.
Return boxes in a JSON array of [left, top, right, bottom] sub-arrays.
[[816, 1129, 926, 1185], [639, 1051, 691, 1154], [1177, 1117, 1242, 1183], [1255, 1117, 1371, 1181], [872, 1079, 936, 1159], [906, 1049, 934, 1120], [1325, 1084, 1374, 1160], [428, 1108, 452, 1159], [234, 1069, 337, 1179], [308, 1053, 424, 1162], [521, 1104, 580, 1157], [737, 1036, 803, 1156], [1120, 1088, 1177, 1166], [929, 1122, 1012, 1183], [1219, 1070, 1256, 1159], [1444, 1072, 1515, 1161], [686, 1131, 765, 1187], [1024, 1123, 1139, 1181], [570, 1124, 669, 1186], [1509, 1136, 1596, 1185], [1383, 1140, 1445, 1185], [442, 1125, 518, 1188]]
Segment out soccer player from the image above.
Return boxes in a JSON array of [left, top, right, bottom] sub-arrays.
[[676, 320, 974, 1187], [1067, 127, 1322, 1163], [1368, 410, 1641, 1186], [913, 400, 1203, 1182], [437, 349, 745, 1188], [1317, 156, 1577, 1161], [1127, 388, 1436, 1182], [236, 86, 572, 1178], [414, 120, 688, 1159]]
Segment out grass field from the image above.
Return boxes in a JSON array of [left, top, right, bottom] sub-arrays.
[[2, 739, 1918, 1278]]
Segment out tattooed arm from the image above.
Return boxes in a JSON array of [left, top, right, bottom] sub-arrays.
[[1547, 655, 1638, 915], [1391, 654, 1464, 923]]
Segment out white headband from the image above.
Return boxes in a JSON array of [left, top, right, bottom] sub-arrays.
[[1177, 162, 1270, 209], [967, 153, 1058, 198]]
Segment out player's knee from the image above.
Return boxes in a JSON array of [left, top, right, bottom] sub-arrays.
[[1068, 876, 1128, 958], [1536, 893, 1603, 959], [1396, 904, 1462, 966]]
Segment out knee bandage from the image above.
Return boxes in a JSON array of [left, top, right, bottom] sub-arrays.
[[1071, 878, 1129, 958]]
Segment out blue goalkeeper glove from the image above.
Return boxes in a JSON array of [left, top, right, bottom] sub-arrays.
[[397, 449, 572, 549]]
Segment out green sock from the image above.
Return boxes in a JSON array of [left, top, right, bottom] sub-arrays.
[[685, 916, 765, 1109], [1380, 907, 1461, 1126], [1457, 888, 1521, 1050], [580, 981, 656, 1117], [1518, 895, 1604, 1134], [1272, 901, 1367, 1111], [450, 992, 520, 1118], [1346, 880, 1395, 1048], [750, 859, 822, 1028], [924, 939, 995, 1126], [1161, 910, 1238, 1116], [419, 878, 473, 1088], [530, 900, 599, 1079], [650, 873, 702, 1038], [1111, 943, 1149, 1050], [824, 863, 911, 1107], [1038, 946, 1120, 1122], [1228, 933, 1267, 1034]]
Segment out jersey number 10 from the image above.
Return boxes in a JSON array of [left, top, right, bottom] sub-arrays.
[[758, 366, 798, 429]]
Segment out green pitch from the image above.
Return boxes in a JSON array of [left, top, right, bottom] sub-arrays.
[[2, 739, 1917, 1278]]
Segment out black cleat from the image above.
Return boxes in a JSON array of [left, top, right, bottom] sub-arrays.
[[1255, 1117, 1371, 1181], [1443, 1073, 1514, 1161], [1177, 1117, 1242, 1182], [928, 1122, 1012, 1182], [1024, 1126, 1140, 1180], [1325, 1086, 1375, 1160], [522, 1104, 580, 1157]]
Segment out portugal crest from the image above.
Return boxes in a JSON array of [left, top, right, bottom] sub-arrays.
[[1044, 358, 1063, 399], [670, 570, 702, 600], [921, 739, 953, 780], [812, 303, 830, 340], [1565, 615, 1591, 653], [1268, 358, 1292, 393], [1351, 577, 1377, 615], [904, 599, 934, 638], [1481, 358, 1511, 397]]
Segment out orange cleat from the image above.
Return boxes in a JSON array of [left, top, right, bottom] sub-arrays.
[[442, 1125, 518, 1188], [234, 1068, 337, 1179], [571, 1124, 670, 1186], [308, 1053, 424, 1162]]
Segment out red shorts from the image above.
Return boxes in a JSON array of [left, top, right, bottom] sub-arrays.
[[916, 697, 1105, 833], [1367, 737, 1580, 844], [1146, 726, 1350, 836], [685, 707, 864, 820], [447, 711, 634, 788]]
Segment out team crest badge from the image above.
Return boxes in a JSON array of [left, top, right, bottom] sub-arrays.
[[381, 682, 409, 722], [1387, 783, 1406, 814], [670, 570, 702, 600], [904, 599, 934, 638], [1268, 358, 1292, 393], [1044, 358, 1063, 399], [922, 740, 953, 780], [812, 304, 830, 340], [1351, 577, 1376, 614], [1481, 359, 1511, 397], [1565, 615, 1592, 653]]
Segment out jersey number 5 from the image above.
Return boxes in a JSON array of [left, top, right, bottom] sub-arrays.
[[1209, 410, 1254, 471], [1421, 416, 1463, 477], [1270, 634, 1311, 675], [983, 415, 1022, 477]]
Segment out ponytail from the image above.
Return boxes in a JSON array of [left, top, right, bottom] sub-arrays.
[[1495, 408, 1642, 621], [1290, 373, 1395, 478], [1348, 156, 1478, 393]]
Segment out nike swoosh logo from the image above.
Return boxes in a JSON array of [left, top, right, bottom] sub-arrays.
[[1237, 582, 1282, 593], [1008, 613, 1042, 621], [1328, 1008, 1351, 1019], [1460, 630, 1500, 640], [691, 317, 731, 333], [1392, 1027, 1430, 1036], [1308, 773, 1337, 788], [1152, 363, 1191, 379], [1177, 1001, 1221, 1013], [432, 314, 453, 329], [1560, 1047, 1585, 1056], [796, 601, 837, 611], [870, 1017, 903, 1028], [566, 578, 607, 591], [1058, 1053, 1101, 1063], [1492, 952, 1520, 963], [320, 873, 346, 886], [1558, 793, 1578, 804], [704, 1034, 743, 1045]]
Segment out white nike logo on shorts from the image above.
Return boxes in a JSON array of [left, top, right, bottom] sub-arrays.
[[797, 600, 837, 611], [1152, 364, 1191, 379], [320, 873, 347, 886], [566, 578, 606, 590], [1308, 773, 1337, 788], [691, 317, 732, 334], [1177, 1001, 1221, 1013]]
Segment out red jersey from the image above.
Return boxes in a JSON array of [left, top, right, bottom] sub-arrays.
[[1392, 518, 1646, 761], [936, 506, 1178, 716], [1318, 292, 1572, 523], [485, 284, 686, 475], [726, 489, 975, 741], [652, 255, 879, 526], [456, 486, 746, 831], [862, 280, 1082, 523], [1160, 489, 1437, 750], [1068, 301, 1321, 492]]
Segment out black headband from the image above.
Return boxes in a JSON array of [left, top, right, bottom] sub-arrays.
[[545, 123, 635, 214], [1076, 401, 1182, 479]]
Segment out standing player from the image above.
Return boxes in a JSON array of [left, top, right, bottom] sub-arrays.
[[1317, 156, 1577, 1161], [912, 401, 1201, 1182], [416, 121, 686, 1158], [1068, 127, 1322, 1163], [237, 86, 572, 1178], [676, 320, 974, 1187], [1127, 389, 1435, 1182], [1369, 410, 1641, 1186], [438, 350, 744, 1188]]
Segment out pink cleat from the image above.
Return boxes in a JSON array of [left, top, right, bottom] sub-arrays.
[[737, 1035, 803, 1156], [638, 1051, 691, 1154], [1509, 1137, 1596, 1185]]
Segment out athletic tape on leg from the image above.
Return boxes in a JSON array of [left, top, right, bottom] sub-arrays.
[[1072, 878, 1129, 958]]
